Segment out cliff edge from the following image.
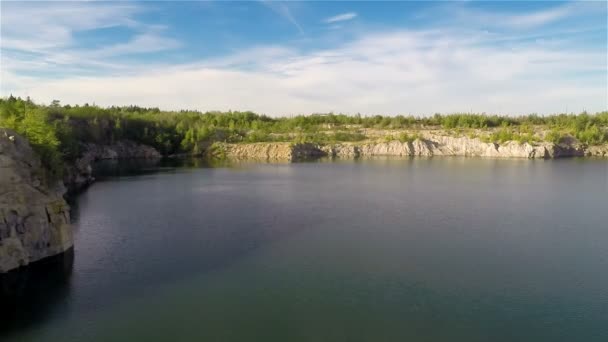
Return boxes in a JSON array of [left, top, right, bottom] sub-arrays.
[[0, 129, 73, 273]]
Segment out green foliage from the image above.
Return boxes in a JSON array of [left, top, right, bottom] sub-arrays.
[[208, 142, 227, 159], [482, 126, 542, 145], [291, 131, 366, 144], [397, 132, 422, 143], [483, 128, 515, 144], [381, 132, 423, 143], [382, 135, 394, 143], [331, 132, 366, 142], [0, 98, 63, 177], [514, 133, 538, 145], [575, 124, 607, 145]]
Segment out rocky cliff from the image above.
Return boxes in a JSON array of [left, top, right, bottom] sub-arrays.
[[64, 140, 161, 194], [0, 129, 73, 273], [218, 142, 326, 161], [220, 136, 607, 161]]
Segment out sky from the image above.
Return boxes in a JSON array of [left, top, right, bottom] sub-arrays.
[[1, 0, 607, 116]]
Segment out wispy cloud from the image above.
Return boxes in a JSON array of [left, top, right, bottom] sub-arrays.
[[260, 1, 303, 34], [324, 12, 357, 24], [0, 1, 180, 76], [0, 2, 141, 50], [506, 5, 573, 28], [92, 33, 181, 58], [440, 1, 603, 30]]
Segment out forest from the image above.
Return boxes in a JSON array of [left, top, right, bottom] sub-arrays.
[[1, 96, 607, 175]]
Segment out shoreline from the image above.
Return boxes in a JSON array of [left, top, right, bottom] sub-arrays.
[[64, 136, 608, 192]]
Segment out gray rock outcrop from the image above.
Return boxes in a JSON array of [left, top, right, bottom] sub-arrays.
[[0, 129, 73, 273]]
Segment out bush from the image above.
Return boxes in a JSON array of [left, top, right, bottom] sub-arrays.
[[545, 130, 567, 145], [398, 132, 421, 143], [514, 133, 537, 145], [575, 124, 607, 145], [484, 128, 514, 144]]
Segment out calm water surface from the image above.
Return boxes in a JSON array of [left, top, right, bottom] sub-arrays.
[[1, 158, 607, 341]]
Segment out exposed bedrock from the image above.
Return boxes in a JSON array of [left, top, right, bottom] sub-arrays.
[[0, 129, 73, 273], [221, 135, 604, 161]]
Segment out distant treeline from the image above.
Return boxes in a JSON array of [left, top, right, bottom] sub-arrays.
[[1, 96, 607, 174]]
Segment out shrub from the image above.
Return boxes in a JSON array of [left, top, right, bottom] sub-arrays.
[[575, 124, 607, 145], [398, 132, 421, 143], [485, 128, 514, 144], [545, 130, 567, 145]]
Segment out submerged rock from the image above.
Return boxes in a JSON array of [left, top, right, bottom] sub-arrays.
[[0, 129, 73, 273]]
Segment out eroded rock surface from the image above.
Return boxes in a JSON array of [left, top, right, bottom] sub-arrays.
[[0, 129, 73, 273], [221, 136, 606, 161]]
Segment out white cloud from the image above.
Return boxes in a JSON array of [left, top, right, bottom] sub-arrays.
[[4, 29, 605, 116], [0, 2, 141, 50], [1, 2, 606, 115], [0, 1, 180, 79], [324, 12, 357, 24]]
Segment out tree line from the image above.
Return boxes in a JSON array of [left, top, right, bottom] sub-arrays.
[[1, 96, 606, 175]]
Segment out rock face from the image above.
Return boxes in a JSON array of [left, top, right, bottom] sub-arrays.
[[81, 141, 161, 160], [64, 140, 161, 194], [221, 136, 606, 161], [220, 143, 325, 161], [585, 144, 608, 157], [0, 129, 73, 273], [222, 143, 293, 160]]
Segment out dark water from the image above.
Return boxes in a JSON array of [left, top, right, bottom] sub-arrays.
[[1, 158, 607, 341]]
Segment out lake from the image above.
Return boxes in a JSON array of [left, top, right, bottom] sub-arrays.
[[1, 158, 607, 341]]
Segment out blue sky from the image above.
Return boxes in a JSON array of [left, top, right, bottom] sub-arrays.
[[1, 1, 606, 115]]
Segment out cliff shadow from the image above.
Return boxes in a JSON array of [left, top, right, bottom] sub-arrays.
[[91, 157, 227, 180], [0, 248, 74, 337]]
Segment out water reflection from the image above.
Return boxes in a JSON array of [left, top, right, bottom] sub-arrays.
[[90, 157, 244, 180], [0, 248, 74, 336]]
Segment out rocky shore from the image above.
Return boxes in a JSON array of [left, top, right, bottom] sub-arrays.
[[1, 131, 161, 272]]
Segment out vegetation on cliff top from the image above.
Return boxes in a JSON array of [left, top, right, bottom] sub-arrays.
[[1, 96, 607, 173]]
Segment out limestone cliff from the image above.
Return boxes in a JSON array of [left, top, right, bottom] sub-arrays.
[[220, 136, 607, 161], [0, 129, 73, 273], [585, 144, 608, 157], [213, 142, 325, 162]]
